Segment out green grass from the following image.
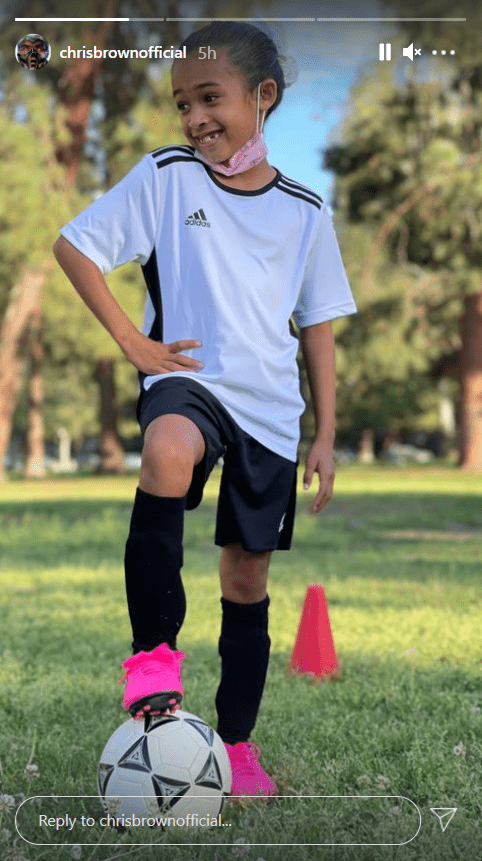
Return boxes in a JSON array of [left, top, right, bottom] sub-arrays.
[[0, 466, 481, 861]]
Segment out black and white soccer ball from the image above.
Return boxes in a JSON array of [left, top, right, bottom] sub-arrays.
[[98, 710, 231, 820]]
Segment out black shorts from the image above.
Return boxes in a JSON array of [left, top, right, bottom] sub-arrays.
[[137, 377, 298, 552]]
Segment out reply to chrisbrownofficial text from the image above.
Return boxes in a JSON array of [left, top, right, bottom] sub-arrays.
[[38, 812, 229, 829]]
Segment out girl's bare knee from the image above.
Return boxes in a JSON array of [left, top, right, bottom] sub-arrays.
[[140, 437, 194, 497], [139, 414, 205, 496]]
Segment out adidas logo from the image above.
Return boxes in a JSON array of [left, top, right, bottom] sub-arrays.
[[185, 208, 210, 228]]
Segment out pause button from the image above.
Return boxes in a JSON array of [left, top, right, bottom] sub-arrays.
[[379, 43, 392, 61]]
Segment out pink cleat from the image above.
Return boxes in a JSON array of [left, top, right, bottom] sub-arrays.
[[121, 643, 185, 719], [225, 742, 278, 798]]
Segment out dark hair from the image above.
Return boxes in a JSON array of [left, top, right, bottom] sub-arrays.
[[177, 22, 286, 122]]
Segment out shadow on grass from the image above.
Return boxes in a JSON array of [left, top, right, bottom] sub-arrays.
[[0, 499, 218, 568], [1, 493, 481, 572]]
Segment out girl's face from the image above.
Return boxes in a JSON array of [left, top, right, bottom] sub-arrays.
[[172, 50, 275, 166]]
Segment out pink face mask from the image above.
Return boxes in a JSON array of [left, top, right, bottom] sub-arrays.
[[194, 83, 268, 176]]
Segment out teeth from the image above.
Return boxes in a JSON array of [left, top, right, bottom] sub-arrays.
[[199, 131, 221, 142]]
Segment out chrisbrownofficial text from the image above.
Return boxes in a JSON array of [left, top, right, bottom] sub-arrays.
[[59, 46, 187, 59]]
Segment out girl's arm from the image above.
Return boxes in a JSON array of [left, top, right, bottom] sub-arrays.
[[53, 235, 203, 376], [299, 320, 336, 514]]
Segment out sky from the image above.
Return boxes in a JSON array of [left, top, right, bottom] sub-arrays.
[[263, 1, 396, 199], [235, 0, 462, 201]]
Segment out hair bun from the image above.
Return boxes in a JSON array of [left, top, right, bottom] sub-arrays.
[[247, 20, 299, 88], [278, 54, 299, 89]]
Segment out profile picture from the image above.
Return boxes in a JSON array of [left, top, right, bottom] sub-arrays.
[[15, 34, 51, 70]]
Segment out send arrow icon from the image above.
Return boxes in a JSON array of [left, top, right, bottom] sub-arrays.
[[430, 808, 457, 832]]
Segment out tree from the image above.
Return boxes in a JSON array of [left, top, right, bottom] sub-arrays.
[[324, 34, 482, 467], [378, 0, 482, 468], [0, 80, 77, 479]]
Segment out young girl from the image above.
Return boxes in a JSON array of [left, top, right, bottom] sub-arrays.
[[53, 21, 356, 798]]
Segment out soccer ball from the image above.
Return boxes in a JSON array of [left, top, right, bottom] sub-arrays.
[[98, 710, 231, 821]]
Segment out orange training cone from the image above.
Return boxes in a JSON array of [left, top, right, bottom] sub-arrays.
[[288, 585, 340, 679]]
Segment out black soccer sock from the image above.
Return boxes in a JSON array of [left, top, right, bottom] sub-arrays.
[[124, 487, 187, 654], [215, 595, 271, 745]]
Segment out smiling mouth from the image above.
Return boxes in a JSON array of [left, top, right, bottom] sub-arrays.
[[195, 130, 223, 145]]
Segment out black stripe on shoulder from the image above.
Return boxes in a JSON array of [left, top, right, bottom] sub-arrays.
[[154, 155, 199, 170], [278, 173, 323, 204], [150, 144, 195, 159], [277, 175, 323, 209], [276, 182, 322, 210]]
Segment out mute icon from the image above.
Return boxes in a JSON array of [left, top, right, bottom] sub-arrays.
[[403, 43, 414, 61]]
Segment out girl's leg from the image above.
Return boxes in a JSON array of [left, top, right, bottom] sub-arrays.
[[125, 414, 205, 652], [215, 544, 272, 744]]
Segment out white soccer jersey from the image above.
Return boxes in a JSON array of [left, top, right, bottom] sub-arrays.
[[61, 145, 356, 461]]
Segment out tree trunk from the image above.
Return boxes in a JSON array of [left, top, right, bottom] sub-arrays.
[[96, 357, 125, 473], [358, 428, 375, 463], [24, 306, 46, 478], [459, 292, 482, 471], [56, 1, 118, 184], [0, 267, 47, 481]]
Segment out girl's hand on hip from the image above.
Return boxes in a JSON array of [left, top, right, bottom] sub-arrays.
[[122, 332, 204, 375]]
